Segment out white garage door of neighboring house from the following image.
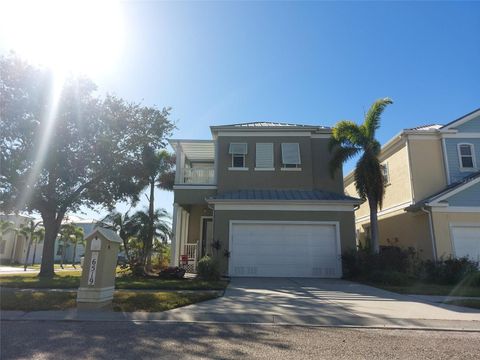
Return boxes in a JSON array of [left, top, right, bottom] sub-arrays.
[[229, 221, 341, 278], [451, 226, 480, 262]]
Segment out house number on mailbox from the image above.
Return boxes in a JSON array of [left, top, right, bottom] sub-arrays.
[[88, 252, 99, 286]]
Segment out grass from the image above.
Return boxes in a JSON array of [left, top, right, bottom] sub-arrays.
[[0, 271, 228, 290], [0, 289, 220, 312], [444, 299, 480, 310], [363, 281, 480, 297]]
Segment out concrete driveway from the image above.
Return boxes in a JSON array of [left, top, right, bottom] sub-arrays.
[[164, 277, 480, 330]]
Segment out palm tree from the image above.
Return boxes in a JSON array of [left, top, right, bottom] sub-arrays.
[[99, 210, 138, 264], [140, 146, 175, 272], [31, 227, 45, 265], [70, 227, 84, 268], [58, 223, 78, 269], [130, 208, 172, 271], [18, 220, 43, 271], [329, 98, 393, 253]]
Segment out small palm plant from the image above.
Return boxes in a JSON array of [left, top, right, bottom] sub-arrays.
[[70, 226, 84, 268], [329, 98, 393, 253]]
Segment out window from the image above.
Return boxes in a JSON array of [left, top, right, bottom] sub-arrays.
[[255, 143, 274, 170], [458, 143, 476, 170], [229, 143, 247, 169], [281, 143, 301, 169], [380, 163, 390, 185], [0, 240, 6, 254]]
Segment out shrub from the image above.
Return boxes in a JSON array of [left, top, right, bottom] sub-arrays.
[[197, 255, 221, 281], [367, 270, 411, 286], [422, 257, 478, 285]]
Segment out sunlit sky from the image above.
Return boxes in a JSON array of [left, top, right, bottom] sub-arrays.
[[1, 1, 479, 221]]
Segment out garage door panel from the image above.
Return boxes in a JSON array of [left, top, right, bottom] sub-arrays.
[[452, 226, 480, 262], [230, 222, 340, 278]]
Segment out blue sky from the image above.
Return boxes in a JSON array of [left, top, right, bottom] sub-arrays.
[[2, 1, 480, 220]]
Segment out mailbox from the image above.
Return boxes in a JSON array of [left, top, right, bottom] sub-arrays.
[[77, 227, 122, 310]]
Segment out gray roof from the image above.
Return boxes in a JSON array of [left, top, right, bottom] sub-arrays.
[[208, 189, 360, 202], [406, 171, 480, 211], [85, 227, 123, 244], [406, 124, 442, 131], [210, 121, 330, 131], [226, 122, 321, 128]]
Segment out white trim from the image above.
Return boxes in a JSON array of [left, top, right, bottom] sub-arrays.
[[231, 153, 246, 168], [431, 206, 480, 213], [441, 109, 480, 130], [217, 131, 314, 137], [457, 143, 477, 171], [442, 137, 451, 184], [228, 220, 343, 278], [214, 203, 355, 211], [228, 167, 249, 171], [407, 134, 440, 140], [199, 216, 213, 258], [355, 200, 413, 223], [173, 185, 217, 190], [254, 168, 275, 171], [311, 134, 332, 139], [280, 167, 302, 171], [428, 176, 480, 204], [405, 138, 415, 202]]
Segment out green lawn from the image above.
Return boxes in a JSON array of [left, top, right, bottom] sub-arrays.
[[0, 290, 221, 312], [0, 271, 228, 290], [444, 299, 480, 310], [365, 281, 480, 297]]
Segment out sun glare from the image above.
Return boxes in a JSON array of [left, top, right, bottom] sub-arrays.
[[0, 0, 125, 77]]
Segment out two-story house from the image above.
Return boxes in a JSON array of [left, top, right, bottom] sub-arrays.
[[169, 122, 360, 278], [345, 108, 480, 261]]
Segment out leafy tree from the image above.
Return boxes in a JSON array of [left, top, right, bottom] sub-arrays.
[[140, 147, 175, 272], [0, 54, 174, 277], [329, 98, 393, 253]]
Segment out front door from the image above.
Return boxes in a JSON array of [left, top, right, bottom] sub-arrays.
[[201, 217, 213, 258]]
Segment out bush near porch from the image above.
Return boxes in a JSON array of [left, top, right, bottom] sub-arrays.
[[342, 247, 480, 297]]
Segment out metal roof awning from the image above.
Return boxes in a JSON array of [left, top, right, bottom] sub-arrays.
[[169, 139, 215, 162]]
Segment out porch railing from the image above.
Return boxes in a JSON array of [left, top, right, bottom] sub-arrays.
[[183, 167, 215, 184], [182, 243, 198, 272]]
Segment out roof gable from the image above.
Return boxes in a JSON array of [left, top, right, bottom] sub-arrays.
[[441, 108, 480, 131]]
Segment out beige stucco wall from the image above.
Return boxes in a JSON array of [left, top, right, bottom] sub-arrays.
[[345, 142, 412, 220], [431, 212, 480, 259], [212, 209, 356, 275], [408, 138, 447, 202]]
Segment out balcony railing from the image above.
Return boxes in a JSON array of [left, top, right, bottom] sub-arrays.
[[182, 167, 215, 184]]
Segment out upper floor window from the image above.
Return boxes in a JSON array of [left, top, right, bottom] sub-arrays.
[[458, 143, 476, 170], [255, 143, 274, 170], [229, 143, 247, 169], [380, 163, 390, 185], [281, 143, 301, 169]]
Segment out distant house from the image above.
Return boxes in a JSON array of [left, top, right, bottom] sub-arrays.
[[0, 213, 98, 265], [345, 108, 480, 262], [169, 122, 360, 278]]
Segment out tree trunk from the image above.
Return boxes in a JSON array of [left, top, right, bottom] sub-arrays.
[[368, 199, 380, 253], [72, 240, 77, 268], [38, 212, 63, 278], [24, 232, 33, 271], [144, 178, 155, 273], [32, 240, 38, 266], [60, 239, 66, 269]]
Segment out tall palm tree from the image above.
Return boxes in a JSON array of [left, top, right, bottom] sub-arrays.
[[70, 226, 84, 268], [329, 98, 393, 253], [31, 227, 45, 265], [140, 146, 175, 272], [99, 210, 138, 263], [18, 220, 42, 271]]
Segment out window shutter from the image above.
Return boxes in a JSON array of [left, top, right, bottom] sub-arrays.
[[281, 143, 301, 165], [256, 143, 274, 168], [229, 143, 247, 155]]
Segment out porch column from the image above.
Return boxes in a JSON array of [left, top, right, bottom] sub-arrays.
[[171, 203, 181, 267]]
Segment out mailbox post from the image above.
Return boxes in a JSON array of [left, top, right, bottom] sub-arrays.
[[77, 227, 122, 310]]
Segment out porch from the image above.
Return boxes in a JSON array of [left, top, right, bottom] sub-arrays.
[[171, 204, 214, 273]]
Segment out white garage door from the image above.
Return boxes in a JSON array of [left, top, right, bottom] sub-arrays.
[[229, 222, 341, 278], [452, 226, 480, 262]]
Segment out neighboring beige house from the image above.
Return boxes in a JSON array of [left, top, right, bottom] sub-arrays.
[[169, 122, 360, 278], [345, 108, 480, 262]]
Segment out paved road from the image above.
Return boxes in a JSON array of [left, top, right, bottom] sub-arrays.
[[1, 321, 479, 359]]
